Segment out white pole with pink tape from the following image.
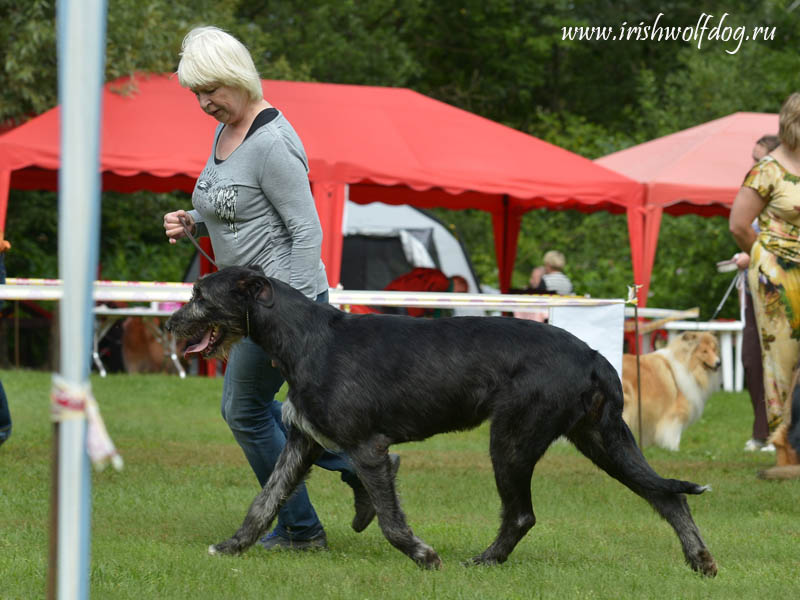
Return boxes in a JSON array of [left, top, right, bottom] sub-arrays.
[[51, 2, 110, 598]]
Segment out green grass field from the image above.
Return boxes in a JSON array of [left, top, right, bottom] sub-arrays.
[[1, 369, 798, 599]]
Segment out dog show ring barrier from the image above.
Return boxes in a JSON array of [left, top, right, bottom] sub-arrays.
[[0, 278, 193, 378], [1, 278, 732, 384], [0, 278, 634, 378], [663, 320, 744, 393]]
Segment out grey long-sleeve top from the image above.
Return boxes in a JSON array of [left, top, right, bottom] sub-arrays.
[[189, 110, 328, 299]]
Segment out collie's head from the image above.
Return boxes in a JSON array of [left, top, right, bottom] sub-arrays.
[[668, 331, 721, 389]]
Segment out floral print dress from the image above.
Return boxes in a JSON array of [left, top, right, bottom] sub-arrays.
[[743, 156, 800, 432]]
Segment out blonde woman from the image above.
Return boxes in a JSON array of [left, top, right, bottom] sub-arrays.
[[528, 250, 573, 295], [162, 26, 386, 550]]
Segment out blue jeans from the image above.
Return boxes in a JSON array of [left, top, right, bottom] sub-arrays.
[[221, 291, 359, 540], [0, 380, 10, 447]]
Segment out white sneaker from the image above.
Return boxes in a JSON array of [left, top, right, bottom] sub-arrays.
[[744, 439, 765, 451], [760, 443, 776, 453]]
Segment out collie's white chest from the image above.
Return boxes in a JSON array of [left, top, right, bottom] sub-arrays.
[[658, 349, 709, 424]]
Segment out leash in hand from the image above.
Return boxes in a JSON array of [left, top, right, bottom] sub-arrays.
[[708, 270, 741, 321], [178, 215, 218, 269]]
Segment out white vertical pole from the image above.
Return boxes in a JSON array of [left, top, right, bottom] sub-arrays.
[[720, 331, 734, 392], [54, 1, 107, 598]]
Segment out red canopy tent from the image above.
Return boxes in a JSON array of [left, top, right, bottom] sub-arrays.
[[596, 112, 779, 302], [0, 73, 644, 293]]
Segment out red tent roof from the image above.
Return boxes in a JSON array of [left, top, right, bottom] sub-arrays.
[[596, 112, 778, 216], [596, 112, 778, 302], [0, 73, 644, 291]]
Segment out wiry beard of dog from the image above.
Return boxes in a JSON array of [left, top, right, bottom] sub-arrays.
[[167, 293, 249, 361]]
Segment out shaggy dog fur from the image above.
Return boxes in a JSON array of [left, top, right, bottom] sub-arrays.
[[166, 266, 717, 576], [621, 332, 721, 451]]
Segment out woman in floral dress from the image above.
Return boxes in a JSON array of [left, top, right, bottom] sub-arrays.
[[730, 92, 800, 448]]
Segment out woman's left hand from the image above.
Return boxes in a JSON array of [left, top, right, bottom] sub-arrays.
[[734, 252, 750, 269]]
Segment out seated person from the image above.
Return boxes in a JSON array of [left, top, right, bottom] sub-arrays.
[[528, 250, 573, 295], [513, 250, 573, 322]]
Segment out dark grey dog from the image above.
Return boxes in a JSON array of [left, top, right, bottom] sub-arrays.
[[166, 266, 717, 576]]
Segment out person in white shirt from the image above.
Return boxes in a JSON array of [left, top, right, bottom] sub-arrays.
[[529, 250, 574, 296]]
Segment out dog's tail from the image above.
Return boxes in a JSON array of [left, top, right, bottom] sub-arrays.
[[583, 354, 710, 496]]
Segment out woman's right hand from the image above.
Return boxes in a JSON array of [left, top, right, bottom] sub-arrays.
[[163, 210, 194, 244]]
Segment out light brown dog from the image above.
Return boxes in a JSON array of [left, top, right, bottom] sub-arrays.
[[121, 317, 169, 374], [621, 331, 721, 451]]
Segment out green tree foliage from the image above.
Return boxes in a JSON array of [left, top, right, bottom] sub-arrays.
[[0, 0, 302, 286], [2, 0, 797, 322], [0, 1, 57, 124], [236, 0, 422, 86], [5, 191, 58, 278], [4, 190, 195, 282]]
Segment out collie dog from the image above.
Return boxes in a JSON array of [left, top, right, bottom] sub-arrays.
[[622, 331, 721, 451]]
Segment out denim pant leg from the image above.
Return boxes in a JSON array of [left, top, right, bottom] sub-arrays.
[[268, 402, 361, 488], [0, 381, 10, 446], [222, 337, 323, 540]]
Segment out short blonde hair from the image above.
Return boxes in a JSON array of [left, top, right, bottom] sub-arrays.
[[177, 26, 263, 102], [543, 250, 566, 271], [778, 93, 800, 151]]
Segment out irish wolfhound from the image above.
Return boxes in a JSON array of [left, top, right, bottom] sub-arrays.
[[165, 266, 716, 576]]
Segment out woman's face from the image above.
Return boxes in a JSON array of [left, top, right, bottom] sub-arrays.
[[192, 84, 249, 125]]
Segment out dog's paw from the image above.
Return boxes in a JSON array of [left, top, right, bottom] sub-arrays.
[[691, 549, 717, 578], [463, 554, 500, 567], [413, 546, 442, 570], [208, 538, 242, 556]]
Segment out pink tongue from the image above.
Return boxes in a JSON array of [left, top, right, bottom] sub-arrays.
[[184, 330, 212, 357]]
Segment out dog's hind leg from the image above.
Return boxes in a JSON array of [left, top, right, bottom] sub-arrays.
[[467, 417, 550, 566], [567, 413, 717, 577], [209, 427, 323, 556], [348, 439, 442, 569]]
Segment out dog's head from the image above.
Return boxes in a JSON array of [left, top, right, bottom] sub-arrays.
[[165, 266, 274, 360], [672, 331, 721, 372]]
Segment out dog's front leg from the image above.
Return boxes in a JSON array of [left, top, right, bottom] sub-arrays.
[[209, 428, 322, 556]]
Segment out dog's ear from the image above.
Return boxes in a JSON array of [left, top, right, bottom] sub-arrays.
[[259, 279, 275, 307], [235, 270, 274, 307]]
